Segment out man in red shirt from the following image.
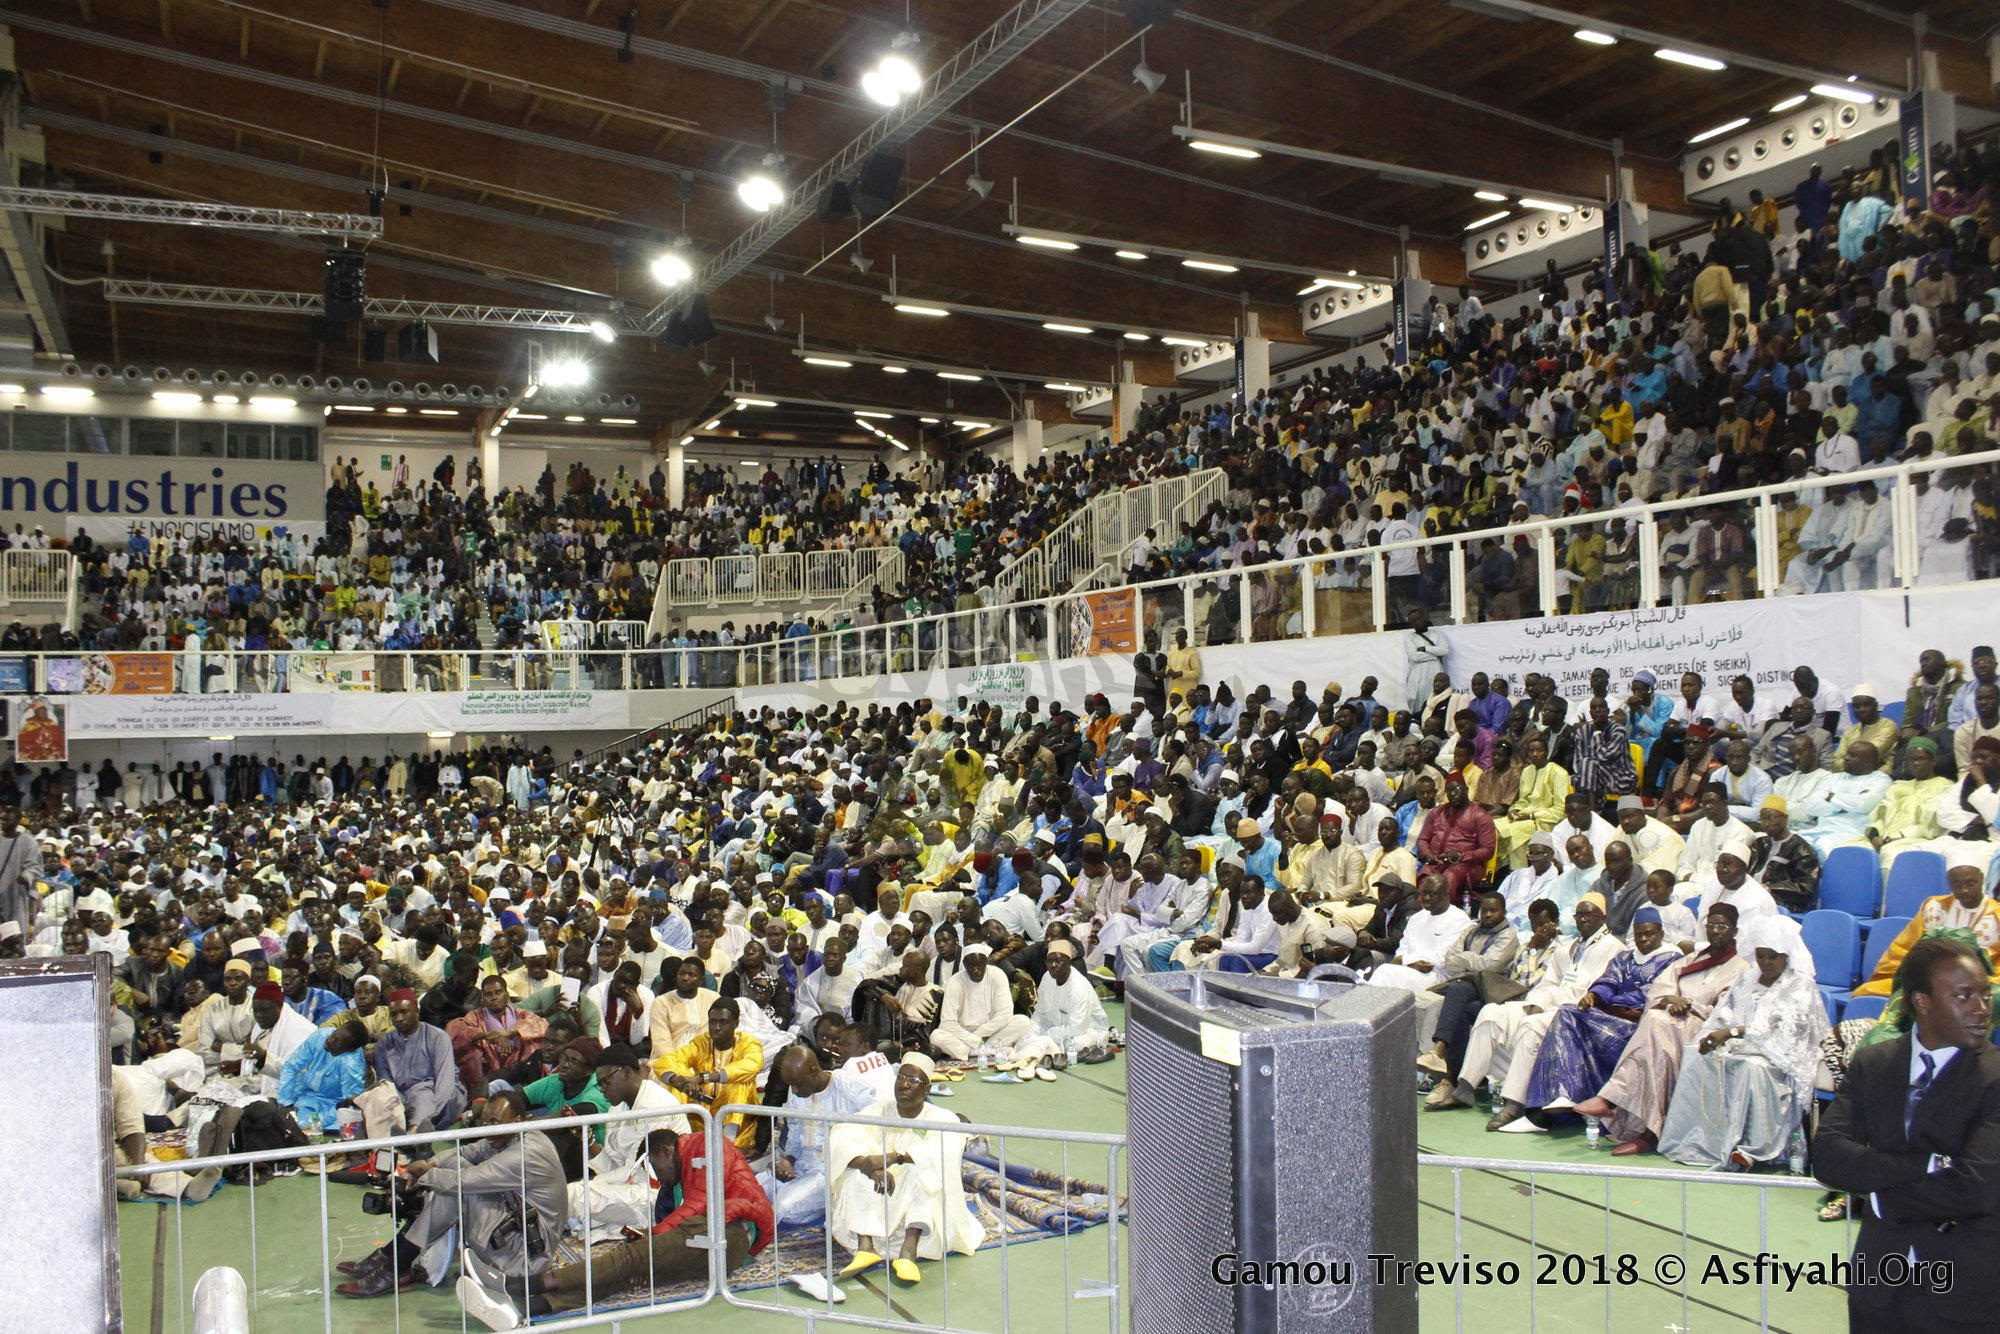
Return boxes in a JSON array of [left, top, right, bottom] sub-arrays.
[[456, 1126, 773, 1328], [1415, 778, 1498, 907]]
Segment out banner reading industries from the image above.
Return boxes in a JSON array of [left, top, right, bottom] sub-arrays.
[[0, 457, 323, 527]]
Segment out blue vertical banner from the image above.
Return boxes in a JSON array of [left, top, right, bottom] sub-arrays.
[[1601, 199, 1625, 293], [1233, 337, 1246, 408], [1391, 280, 1410, 367], [1899, 93, 1928, 213]]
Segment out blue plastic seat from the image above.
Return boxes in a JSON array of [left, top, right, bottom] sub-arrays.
[[1884, 851, 1947, 920], [1817, 846, 1882, 921], [1800, 908, 1863, 994], [1840, 995, 1887, 1024], [1859, 915, 1910, 987]]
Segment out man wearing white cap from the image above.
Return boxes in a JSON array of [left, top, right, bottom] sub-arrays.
[[1013, 941, 1110, 1078], [1694, 834, 1776, 926], [930, 944, 1029, 1063], [827, 1053, 982, 1284]]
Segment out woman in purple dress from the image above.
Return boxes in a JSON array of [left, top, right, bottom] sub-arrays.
[[1519, 908, 1680, 1116]]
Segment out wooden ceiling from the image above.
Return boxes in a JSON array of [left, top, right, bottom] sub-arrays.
[[6, 0, 1994, 450]]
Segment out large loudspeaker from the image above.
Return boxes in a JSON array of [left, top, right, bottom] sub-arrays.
[[396, 320, 440, 365], [659, 295, 716, 349], [818, 180, 855, 222], [1125, 971, 1417, 1333], [853, 152, 904, 223], [322, 248, 366, 323]]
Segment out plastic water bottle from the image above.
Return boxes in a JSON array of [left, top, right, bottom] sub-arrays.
[[1787, 1128, 1808, 1175], [1585, 1118, 1601, 1148]]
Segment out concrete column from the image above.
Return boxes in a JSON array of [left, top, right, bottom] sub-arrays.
[[478, 428, 499, 491], [667, 441, 686, 508], [1112, 359, 1143, 440], [1010, 415, 1042, 473], [1241, 311, 1271, 400]]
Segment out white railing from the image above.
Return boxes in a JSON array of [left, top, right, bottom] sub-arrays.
[[988, 469, 1227, 605], [0, 548, 77, 622], [833, 546, 905, 617]]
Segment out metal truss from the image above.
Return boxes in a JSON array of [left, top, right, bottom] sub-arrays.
[[101, 280, 605, 330], [646, 0, 1095, 327], [0, 187, 382, 240]]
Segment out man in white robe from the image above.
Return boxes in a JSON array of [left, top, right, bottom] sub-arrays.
[[1013, 942, 1111, 1077], [929, 945, 1030, 1062], [569, 1044, 689, 1237], [1367, 876, 1474, 991], [827, 1054, 983, 1283]]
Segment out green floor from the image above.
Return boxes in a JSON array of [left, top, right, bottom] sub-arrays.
[[121, 1001, 1855, 1332]]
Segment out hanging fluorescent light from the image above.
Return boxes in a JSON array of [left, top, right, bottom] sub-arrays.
[[601, 417, 638, 425], [937, 371, 982, 382], [734, 398, 778, 408], [1811, 82, 1874, 104], [418, 408, 459, 417], [1654, 48, 1726, 71], [1516, 198, 1574, 213], [737, 173, 785, 212], [919, 416, 940, 424], [1160, 336, 1207, 348], [893, 303, 950, 317], [1464, 210, 1511, 230], [739, 460, 761, 467], [803, 356, 853, 368], [702, 418, 723, 429], [881, 365, 908, 374], [1473, 189, 1508, 202], [564, 414, 586, 423], [1114, 250, 1148, 261], [855, 410, 893, 419], [1014, 234, 1079, 251], [1188, 140, 1261, 159], [1181, 259, 1239, 273], [0, 384, 23, 394], [39, 385, 95, 401], [1123, 332, 1152, 342], [1687, 117, 1751, 145], [381, 404, 404, 413], [953, 420, 990, 430], [1044, 382, 1088, 392], [1041, 322, 1092, 334], [679, 435, 695, 445], [515, 413, 547, 421], [151, 391, 203, 406], [1573, 28, 1616, 45], [1769, 94, 1808, 112], [331, 404, 373, 413], [650, 252, 693, 286]]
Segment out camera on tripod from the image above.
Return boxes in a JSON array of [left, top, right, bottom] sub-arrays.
[[360, 1178, 425, 1216]]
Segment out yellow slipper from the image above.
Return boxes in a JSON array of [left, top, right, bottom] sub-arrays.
[[838, 1250, 883, 1278], [891, 1258, 922, 1285]]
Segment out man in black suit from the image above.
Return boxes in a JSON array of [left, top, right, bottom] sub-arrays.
[[1815, 935, 2000, 1332]]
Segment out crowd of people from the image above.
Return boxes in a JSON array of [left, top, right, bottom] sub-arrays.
[[0, 614, 1977, 1322]]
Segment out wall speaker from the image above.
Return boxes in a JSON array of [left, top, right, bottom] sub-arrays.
[[397, 320, 440, 365], [363, 326, 388, 362], [322, 247, 366, 322], [348, 378, 371, 394], [853, 152, 904, 223]]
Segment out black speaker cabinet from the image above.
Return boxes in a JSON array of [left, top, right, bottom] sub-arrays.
[[1125, 970, 1418, 1332]]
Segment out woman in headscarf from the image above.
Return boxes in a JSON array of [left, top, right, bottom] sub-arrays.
[[447, 972, 549, 1097], [1519, 908, 1682, 1121], [1657, 914, 1829, 1169], [1576, 903, 1753, 1154], [1849, 850, 2000, 999]]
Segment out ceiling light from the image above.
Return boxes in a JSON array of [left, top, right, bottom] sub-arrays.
[[965, 172, 994, 199], [1572, 28, 1616, 45], [702, 418, 723, 429], [1044, 382, 1088, 392], [600, 417, 636, 425], [803, 356, 853, 368], [881, 365, 908, 374], [0, 384, 22, 394], [382, 404, 405, 413], [207, 734, 235, 743], [515, 413, 548, 421], [920, 416, 940, 424], [39, 385, 95, 401], [1654, 48, 1726, 71], [426, 730, 456, 742], [543, 358, 589, 387], [1811, 82, 1874, 104], [1160, 336, 1207, 348], [855, 410, 893, 419], [650, 252, 693, 286], [735, 398, 778, 408], [486, 426, 501, 438], [1114, 250, 1148, 261], [418, 408, 459, 417], [1041, 322, 1092, 334], [739, 460, 761, 467], [1123, 332, 1152, 342], [151, 391, 202, 406], [1687, 117, 1751, 145], [587, 320, 617, 343], [893, 303, 950, 317], [737, 173, 785, 212], [953, 420, 990, 430], [332, 404, 373, 412], [1181, 259, 1239, 273], [1516, 198, 1574, 213], [1015, 235, 1079, 251], [564, 414, 586, 423], [867, 51, 922, 105], [1464, 210, 1511, 230], [1769, 94, 1808, 112], [679, 435, 695, 446], [1188, 140, 1261, 159], [1473, 189, 1508, 202], [937, 371, 982, 382]]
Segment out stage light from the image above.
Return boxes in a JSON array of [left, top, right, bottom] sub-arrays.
[[564, 415, 586, 423], [650, 252, 693, 286], [855, 410, 893, 419], [588, 320, 617, 343], [544, 358, 589, 388], [953, 420, 990, 430], [382, 404, 405, 414], [737, 172, 785, 212]]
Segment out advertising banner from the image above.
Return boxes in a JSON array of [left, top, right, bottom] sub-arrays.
[[63, 688, 627, 739], [1072, 588, 1139, 657]]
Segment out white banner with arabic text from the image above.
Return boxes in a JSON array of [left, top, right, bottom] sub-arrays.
[[66, 689, 628, 738]]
